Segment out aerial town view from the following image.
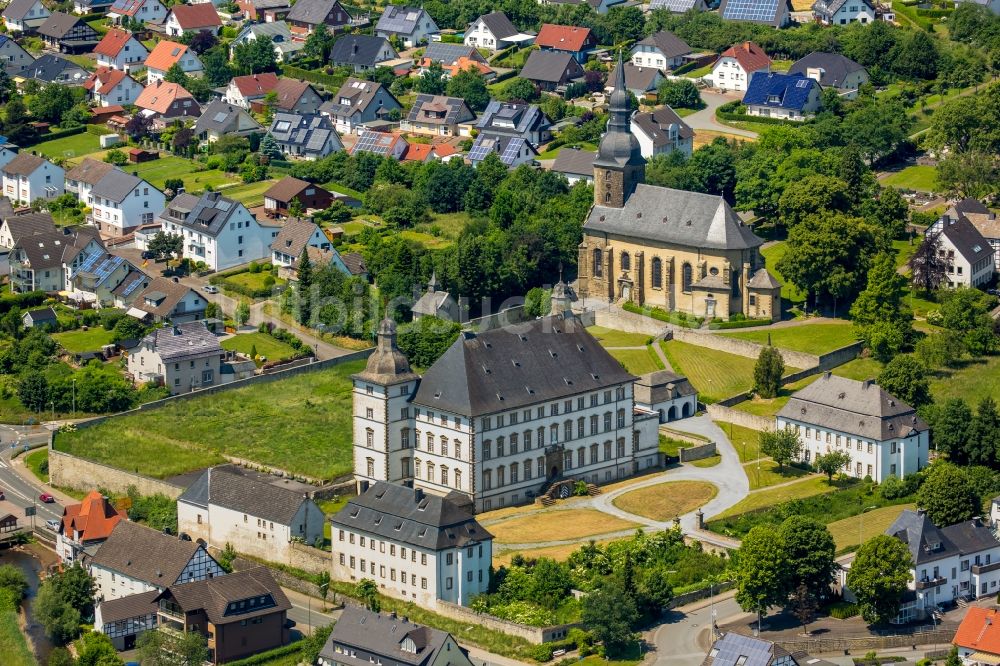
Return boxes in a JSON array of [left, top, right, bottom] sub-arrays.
[[0, 0, 994, 663]]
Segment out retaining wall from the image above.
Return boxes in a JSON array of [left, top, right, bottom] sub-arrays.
[[592, 307, 666, 336], [665, 581, 734, 609], [288, 541, 332, 574], [436, 600, 582, 644], [49, 446, 185, 498], [770, 627, 955, 653], [670, 327, 821, 369], [678, 442, 717, 462], [706, 405, 774, 432]]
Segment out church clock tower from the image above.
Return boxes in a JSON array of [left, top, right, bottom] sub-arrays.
[[593, 52, 646, 208]]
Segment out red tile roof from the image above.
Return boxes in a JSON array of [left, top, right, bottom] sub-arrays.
[[954, 608, 1000, 655], [60, 490, 126, 543], [718, 41, 771, 73], [402, 143, 433, 162], [145, 40, 189, 72], [168, 3, 221, 29], [83, 67, 130, 95], [535, 24, 593, 53], [93, 27, 134, 58], [136, 80, 193, 114], [232, 72, 279, 97]]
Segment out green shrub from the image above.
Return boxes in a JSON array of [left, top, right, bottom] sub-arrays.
[[829, 601, 859, 619], [707, 318, 772, 330], [622, 301, 703, 328]]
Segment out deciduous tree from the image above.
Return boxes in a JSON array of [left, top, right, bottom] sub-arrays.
[[581, 578, 638, 658], [877, 355, 930, 407], [846, 534, 912, 625], [815, 451, 852, 483], [916, 463, 980, 526], [779, 516, 836, 599], [734, 525, 789, 616], [759, 428, 801, 471]]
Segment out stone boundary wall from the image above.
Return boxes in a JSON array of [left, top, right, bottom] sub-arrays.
[[678, 442, 717, 462], [49, 446, 185, 498], [771, 627, 955, 653], [288, 541, 331, 573], [665, 581, 734, 609], [659, 428, 709, 446], [592, 307, 665, 336], [670, 327, 821, 369], [706, 405, 774, 432], [436, 600, 583, 644]]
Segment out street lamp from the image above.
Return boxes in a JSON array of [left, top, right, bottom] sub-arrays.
[[48, 401, 54, 422], [858, 505, 878, 548], [72, 378, 76, 418]]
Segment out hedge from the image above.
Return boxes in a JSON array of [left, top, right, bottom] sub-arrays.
[[21, 126, 86, 147], [223, 642, 303, 666], [281, 64, 348, 89], [85, 124, 117, 136], [828, 601, 859, 619], [0, 291, 47, 315], [715, 104, 801, 126], [622, 301, 703, 328], [707, 318, 772, 330]]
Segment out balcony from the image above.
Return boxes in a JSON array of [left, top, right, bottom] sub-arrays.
[[915, 575, 947, 590], [972, 561, 1000, 575]]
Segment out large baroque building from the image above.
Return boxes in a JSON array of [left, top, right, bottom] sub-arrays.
[[352, 291, 662, 513], [577, 56, 780, 322]]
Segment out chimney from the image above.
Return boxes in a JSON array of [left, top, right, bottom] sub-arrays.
[[414, 488, 424, 502], [863, 378, 875, 389]]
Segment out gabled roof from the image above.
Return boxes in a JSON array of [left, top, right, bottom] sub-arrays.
[[60, 490, 125, 543], [97, 590, 159, 625], [606, 62, 662, 92], [954, 608, 1000, 655], [136, 320, 221, 361], [324, 78, 397, 118], [269, 111, 342, 153], [194, 99, 264, 134], [168, 2, 221, 29], [376, 5, 434, 36], [704, 632, 795, 666], [26, 53, 87, 84], [270, 216, 322, 257], [352, 130, 406, 157], [109, 0, 155, 17], [743, 72, 819, 112], [2, 212, 59, 245], [330, 34, 395, 67], [406, 94, 475, 126], [937, 215, 995, 265], [93, 28, 137, 58], [477, 11, 519, 40], [886, 509, 1000, 566], [631, 106, 694, 146], [231, 72, 279, 98], [272, 78, 315, 110], [331, 482, 491, 550], [422, 42, 487, 66], [155, 567, 290, 626], [719, 0, 790, 26], [91, 170, 144, 202], [145, 40, 191, 72], [286, 0, 344, 25], [2, 0, 43, 22], [263, 176, 326, 203], [84, 67, 133, 96], [521, 50, 582, 84], [178, 466, 311, 525], [323, 606, 464, 666], [635, 31, 691, 59], [468, 133, 537, 166], [2, 152, 48, 177], [24, 307, 58, 323], [787, 52, 866, 89], [811, 0, 873, 16], [717, 42, 771, 73], [536, 24, 592, 52], [136, 80, 194, 114], [235, 20, 292, 44], [340, 251, 367, 275], [38, 12, 89, 40], [90, 520, 212, 586], [159, 191, 248, 237], [552, 147, 595, 177], [476, 101, 551, 137], [747, 267, 781, 289]]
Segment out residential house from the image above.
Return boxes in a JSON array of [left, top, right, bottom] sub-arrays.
[[411, 273, 458, 320], [464, 12, 534, 51], [268, 112, 344, 160], [520, 50, 584, 91], [939, 199, 1000, 271], [1, 0, 50, 33], [605, 62, 664, 98], [286, 0, 352, 40], [110, 268, 151, 308], [23, 53, 89, 85], [648, 0, 710, 12], [194, 100, 264, 143], [776, 372, 929, 482], [320, 78, 401, 134], [401, 143, 459, 164], [127, 320, 223, 393], [9, 226, 103, 293], [330, 34, 398, 72], [375, 6, 439, 48], [416, 51, 495, 81], [0, 212, 58, 252], [788, 52, 869, 99], [91, 520, 225, 603], [0, 36, 35, 76], [2, 152, 65, 205], [164, 3, 221, 37], [230, 22, 303, 63], [107, 0, 167, 25], [222, 72, 277, 109], [177, 465, 325, 564], [37, 12, 100, 54], [476, 101, 552, 147], [401, 95, 475, 137], [551, 147, 595, 185], [932, 213, 996, 288], [711, 42, 771, 93], [237, 0, 291, 22], [633, 370, 697, 423], [262, 176, 334, 217], [65, 157, 115, 205], [22, 307, 58, 328], [73, 0, 115, 16], [128, 276, 206, 323], [704, 633, 830, 666], [468, 133, 538, 168], [269, 216, 331, 272], [93, 28, 147, 71], [954, 608, 1000, 665], [95, 591, 160, 652], [534, 24, 595, 63], [631, 106, 694, 159], [538, 0, 627, 13], [271, 78, 323, 114], [84, 67, 142, 106], [154, 190, 279, 271], [135, 80, 201, 125], [89, 169, 165, 238], [812, 0, 875, 24], [0, 149, 15, 174], [630, 31, 691, 72], [331, 483, 493, 606], [70, 251, 136, 307], [318, 606, 476, 666], [144, 40, 203, 84], [55, 490, 126, 564], [742, 72, 822, 121], [719, 0, 791, 26]]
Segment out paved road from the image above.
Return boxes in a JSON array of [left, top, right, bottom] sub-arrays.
[[648, 593, 745, 665], [0, 426, 64, 528], [683, 90, 759, 139]]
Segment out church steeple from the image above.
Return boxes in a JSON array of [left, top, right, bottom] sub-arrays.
[[593, 51, 645, 209]]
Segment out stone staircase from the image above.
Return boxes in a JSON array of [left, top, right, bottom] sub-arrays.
[[534, 480, 601, 507]]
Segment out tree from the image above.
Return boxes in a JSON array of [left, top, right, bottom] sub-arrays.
[[815, 451, 852, 483], [753, 346, 784, 399], [937, 151, 999, 200], [789, 584, 818, 635], [357, 578, 380, 612], [416, 61, 447, 95], [18, 374, 48, 413], [218, 542, 237, 573], [104, 149, 128, 166], [259, 133, 282, 160], [148, 232, 184, 261], [317, 570, 331, 607], [235, 301, 250, 327], [779, 515, 836, 601], [232, 36, 277, 75], [499, 77, 539, 102], [76, 631, 124, 666], [657, 79, 702, 109], [877, 355, 930, 407], [734, 525, 789, 616], [929, 398, 972, 461], [581, 578, 638, 658], [969, 398, 1000, 469], [917, 464, 980, 526], [446, 66, 489, 112], [297, 249, 313, 326], [172, 127, 195, 154], [909, 232, 947, 293], [850, 252, 911, 361], [29, 84, 75, 124], [397, 315, 462, 367], [124, 113, 152, 141], [136, 628, 209, 665], [759, 428, 801, 471], [164, 62, 188, 86], [201, 47, 232, 87], [303, 23, 335, 62], [35, 579, 81, 644], [847, 534, 912, 625], [188, 29, 218, 55]]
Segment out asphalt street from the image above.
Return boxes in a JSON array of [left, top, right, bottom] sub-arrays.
[[0, 425, 63, 529]]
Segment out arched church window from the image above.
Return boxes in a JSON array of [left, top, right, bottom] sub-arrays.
[[605, 191, 611, 204], [651, 257, 662, 288], [621, 252, 630, 271], [593, 249, 603, 277], [605, 169, 611, 180], [682, 263, 693, 292]]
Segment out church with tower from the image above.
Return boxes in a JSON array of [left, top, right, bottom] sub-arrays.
[[578, 57, 782, 322]]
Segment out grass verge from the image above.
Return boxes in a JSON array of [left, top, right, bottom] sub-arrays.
[[744, 459, 813, 490], [221, 332, 298, 362], [0, 589, 34, 666], [611, 481, 717, 521], [488, 508, 640, 544], [826, 503, 914, 553], [710, 476, 839, 521], [720, 321, 857, 356], [586, 325, 652, 348], [25, 449, 48, 483]]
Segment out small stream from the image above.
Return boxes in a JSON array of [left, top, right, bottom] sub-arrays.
[[1, 546, 56, 665]]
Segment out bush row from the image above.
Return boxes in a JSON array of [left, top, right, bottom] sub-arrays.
[[282, 64, 348, 89], [257, 322, 308, 352], [828, 601, 860, 619], [622, 301, 703, 328], [223, 642, 302, 666], [0, 291, 47, 315], [21, 126, 85, 147], [715, 104, 800, 126], [707, 318, 772, 330]]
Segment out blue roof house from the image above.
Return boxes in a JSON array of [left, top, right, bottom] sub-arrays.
[[742, 72, 822, 121]]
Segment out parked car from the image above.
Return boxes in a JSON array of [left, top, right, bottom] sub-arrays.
[[39, 493, 54, 503], [204, 285, 219, 294], [141, 250, 155, 260], [45, 519, 59, 531], [0, 489, 5, 500]]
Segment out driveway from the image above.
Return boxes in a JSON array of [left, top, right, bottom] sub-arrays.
[[684, 90, 759, 140]]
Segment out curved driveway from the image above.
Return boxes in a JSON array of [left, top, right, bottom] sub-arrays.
[[683, 90, 759, 140]]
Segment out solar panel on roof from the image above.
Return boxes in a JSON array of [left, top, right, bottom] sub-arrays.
[[500, 137, 525, 166], [213, 112, 228, 122], [468, 135, 496, 163], [721, 0, 780, 23], [121, 274, 145, 297], [78, 250, 103, 272], [795, 79, 809, 87], [171, 47, 180, 56], [649, 0, 699, 9]]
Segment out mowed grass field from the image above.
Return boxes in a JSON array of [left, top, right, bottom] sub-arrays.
[[721, 321, 858, 356], [711, 476, 839, 520], [881, 165, 939, 192], [609, 347, 663, 375], [51, 327, 115, 353], [130, 156, 238, 192], [587, 326, 651, 348], [661, 340, 801, 403], [494, 538, 624, 568], [826, 503, 914, 552], [929, 355, 1000, 406], [33, 132, 102, 160], [486, 508, 640, 544], [54, 359, 366, 480], [611, 481, 717, 521], [744, 458, 813, 490], [220, 179, 278, 208], [220, 332, 298, 362], [734, 374, 819, 418]]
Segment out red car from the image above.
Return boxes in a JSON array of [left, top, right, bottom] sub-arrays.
[[39, 493, 54, 503]]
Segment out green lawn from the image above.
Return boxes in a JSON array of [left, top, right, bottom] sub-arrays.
[[221, 332, 298, 362], [609, 347, 663, 376], [745, 458, 813, 490], [716, 421, 768, 463], [34, 132, 103, 160], [761, 242, 807, 305], [399, 230, 453, 250], [833, 357, 884, 382], [733, 374, 820, 417], [536, 142, 597, 160], [826, 503, 914, 552], [130, 157, 238, 192], [25, 448, 48, 483], [417, 211, 474, 240], [587, 326, 652, 348], [930, 355, 1000, 406], [54, 359, 367, 480], [893, 239, 918, 271], [222, 270, 286, 293], [720, 321, 858, 356], [51, 327, 116, 353], [322, 181, 364, 199], [712, 476, 839, 520], [0, 589, 35, 666], [881, 165, 939, 192], [661, 340, 801, 403], [220, 180, 278, 208], [683, 64, 713, 78]]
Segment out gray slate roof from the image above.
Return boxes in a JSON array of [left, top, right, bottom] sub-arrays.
[[91, 520, 212, 587], [787, 52, 866, 88], [777, 373, 927, 442], [938, 215, 994, 265], [25, 53, 88, 83], [422, 42, 486, 65], [178, 466, 311, 525], [406, 94, 474, 126], [635, 31, 691, 60], [38, 11, 90, 39], [584, 184, 763, 251], [286, 0, 342, 24], [3, 0, 42, 21], [14, 227, 100, 269], [477, 11, 519, 40], [324, 78, 397, 119], [887, 509, 1000, 566], [97, 589, 159, 624], [194, 99, 263, 134], [269, 111, 342, 153], [156, 567, 290, 625], [66, 158, 116, 186], [631, 106, 694, 146], [520, 50, 582, 84], [476, 101, 551, 137], [634, 370, 697, 404], [330, 482, 491, 550], [136, 320, 221, 362], [322, 605, 463, 666], [270, 217, 322, 257], [3, 152, 47, 177], [606, 62, 662, 92], [551, 147, 595, 177], [160, 191, 246, 238], [91, 170, 143, 203], [330, 34, 395, 68], [747, 267, 781, 289], [376, 5, 433, 36], [811, 0, 871, 16], [23, 307, 57, 323], [413, 313, 635, 417], [2, 212, 58, 242]]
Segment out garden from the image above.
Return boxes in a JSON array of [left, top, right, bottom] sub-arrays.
[[220, 332, 299, 364], [212, 262, 286, 299]]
